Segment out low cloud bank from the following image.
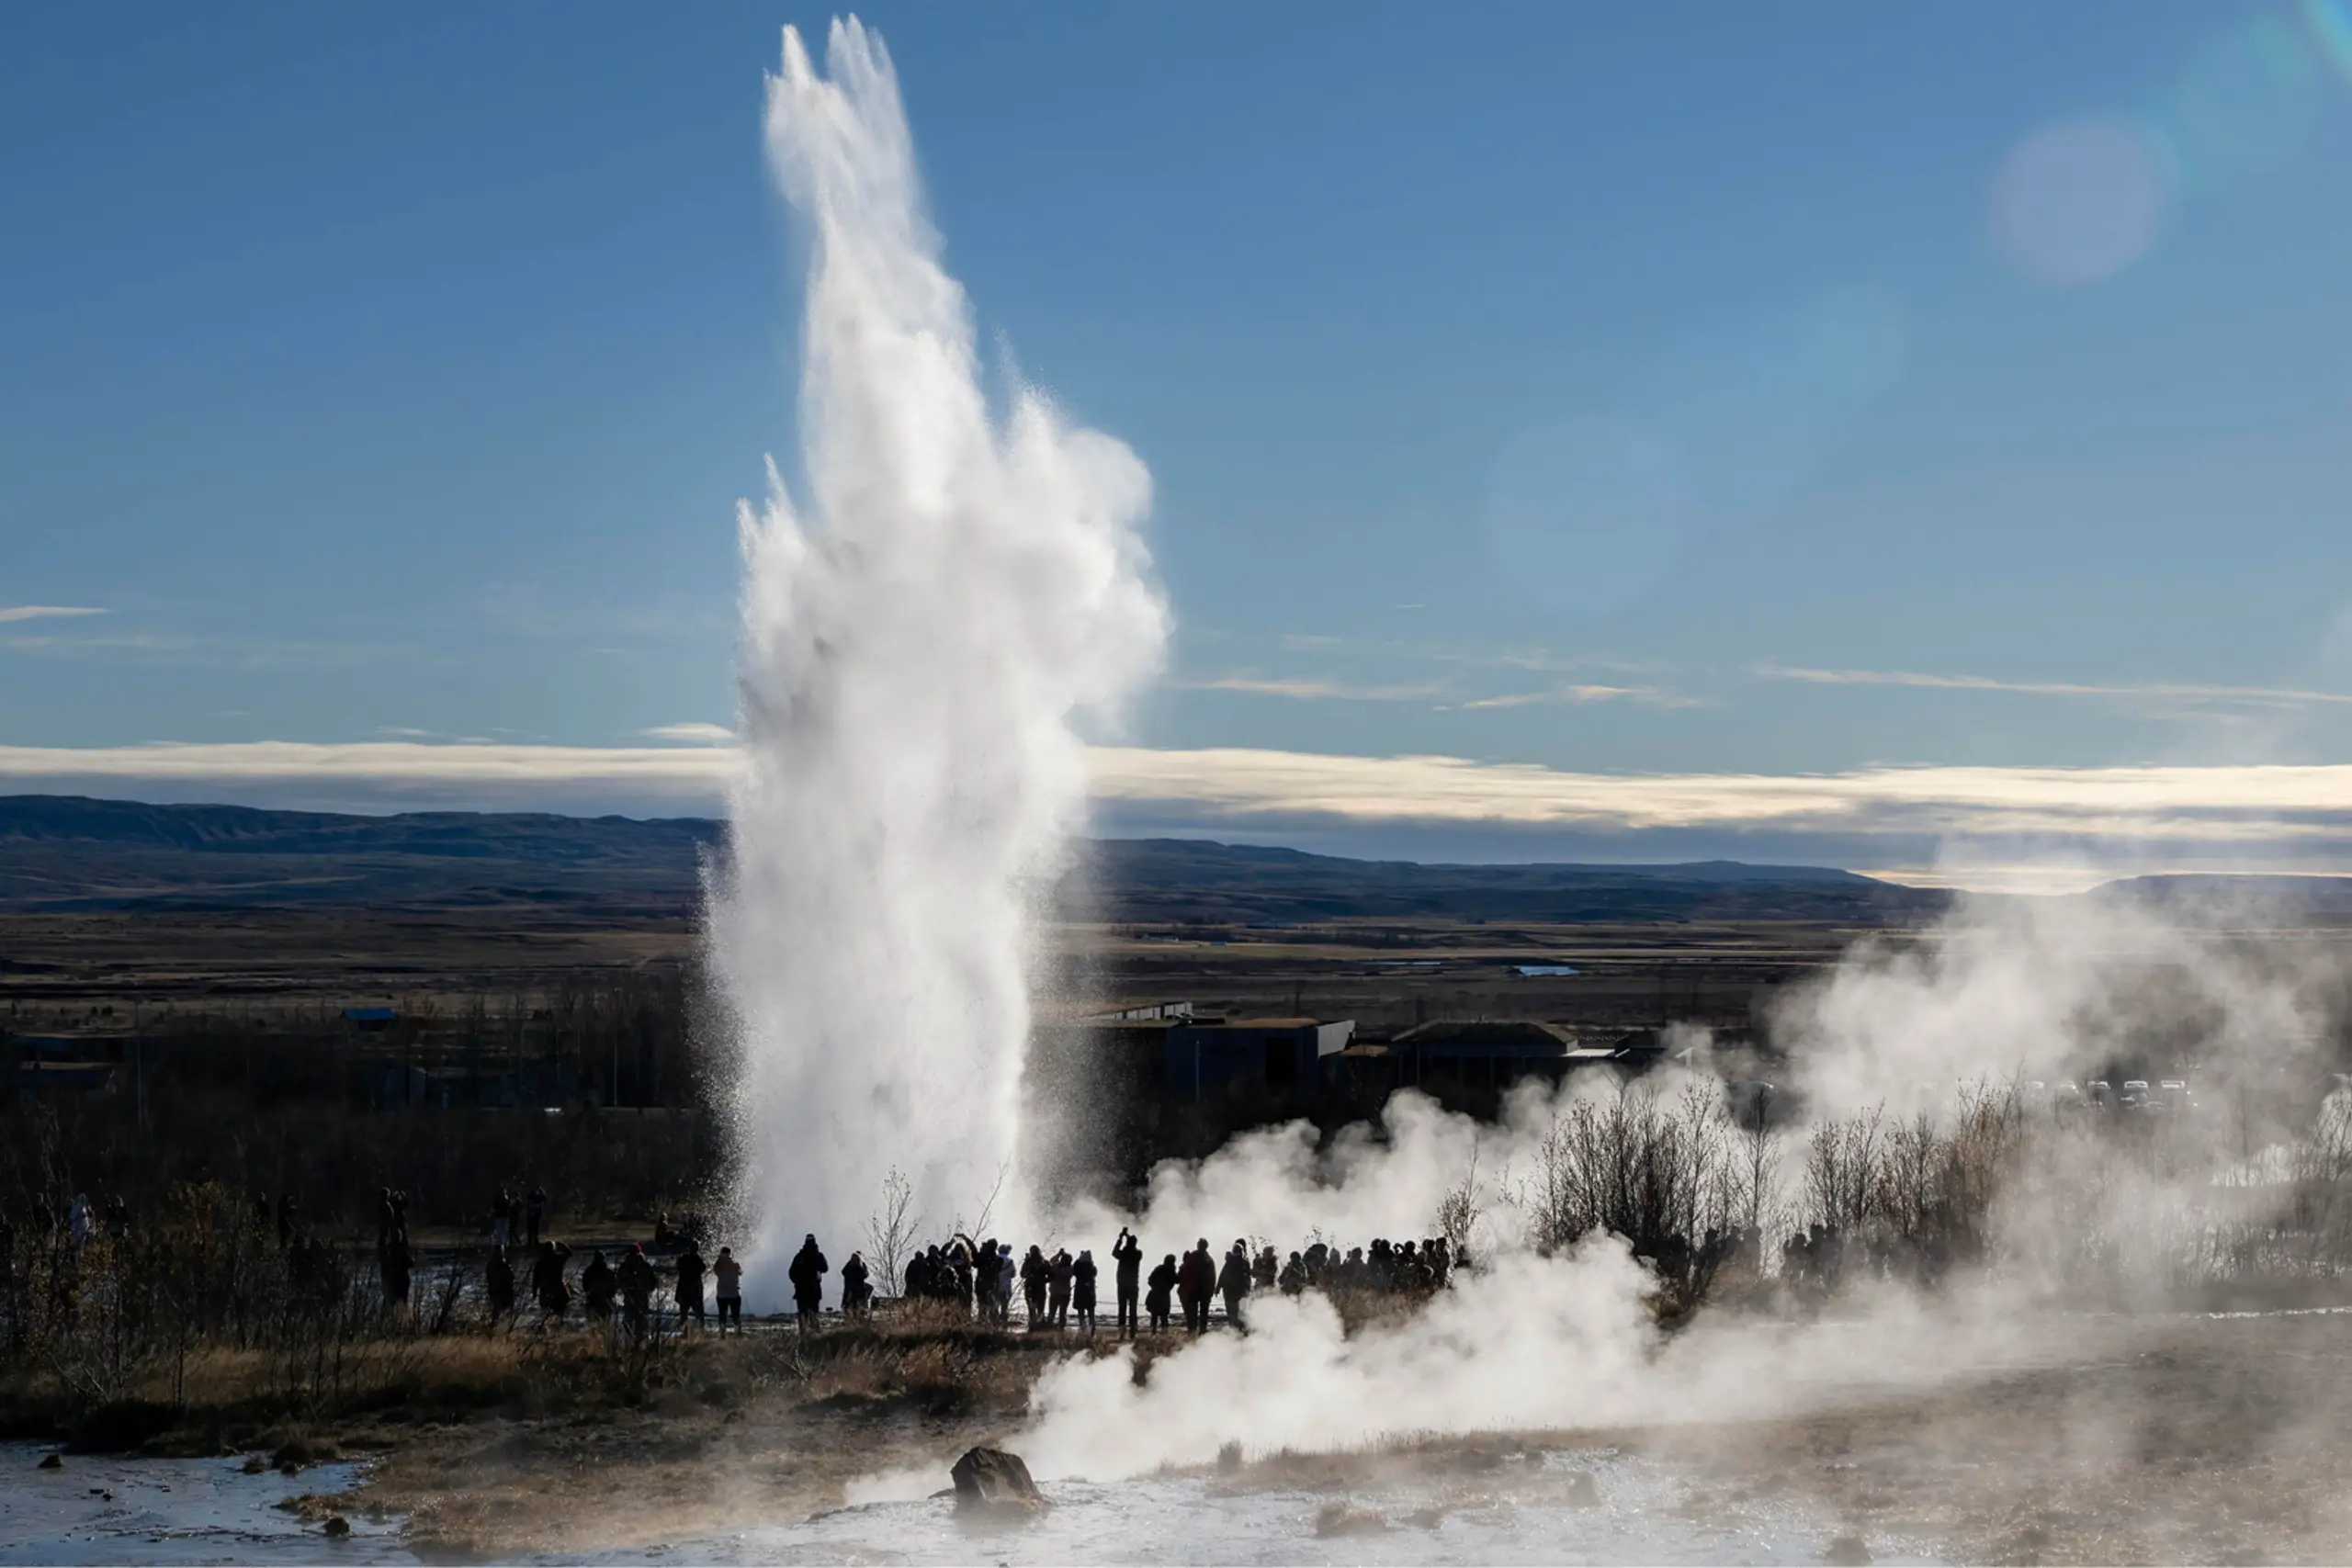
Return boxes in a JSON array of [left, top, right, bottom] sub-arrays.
[[3, 741, 2351, 877]]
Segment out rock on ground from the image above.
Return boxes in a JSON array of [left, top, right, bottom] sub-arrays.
[[950, 1447, 1046, 1517]]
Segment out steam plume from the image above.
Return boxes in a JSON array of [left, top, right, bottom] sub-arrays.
[[981, 889, 2349, 1485], [710, 19, 1167, 1305]]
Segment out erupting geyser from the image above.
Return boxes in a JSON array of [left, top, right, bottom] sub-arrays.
[[711, 19, 1168, 1305]]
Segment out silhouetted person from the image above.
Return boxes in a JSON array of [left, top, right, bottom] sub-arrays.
[[1179, 1241, 1215, 1334], [1251, 1245, 1277, 1292], [581, 1250, 615, 1321], [377, 1188, 398, 1252], [275, 1194, 298, 1251], [713, 1246, 743, 1333], [1218, 1240, 1251, 1330], [1021, 1245, 1049, 1329], [526, 1185, 548, 1248], [618, 1243, 657, 1334], [949, 1236, 977, 1321], [842, 1250, 873, 1321], [485, 1247, 516, 1320], [1072, 1248, 1098, 1336], [971, 1241, 1000, 1325], [994, 1243, 1018, 1327], [674, 1242, 707, 1329], [1046, 1247, 1074, 1329], [789, 1234, 828, 1335], [1146, 1254, 1177, 1332], [379, 1234, 412, 1312], [533, 1240, 572, 1317], [1112, 1228, 1143, 1337], [1279, 1250, 1306, 1295]]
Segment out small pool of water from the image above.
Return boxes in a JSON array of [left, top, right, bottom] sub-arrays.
[[0, 1442, 413, 1565]]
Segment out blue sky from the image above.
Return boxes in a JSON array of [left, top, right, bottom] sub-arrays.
[[6, 4, 2352, 874]]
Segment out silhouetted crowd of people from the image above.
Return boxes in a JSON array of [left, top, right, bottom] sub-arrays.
[[882, 1226, 1464, 1337]]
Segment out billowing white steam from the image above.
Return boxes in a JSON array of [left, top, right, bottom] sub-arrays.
[[711, 19, 1167, 1305], [943, 889, 2338, 1489]]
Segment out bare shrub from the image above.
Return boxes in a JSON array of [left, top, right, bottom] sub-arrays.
[[863, 1167, 922, 1297]]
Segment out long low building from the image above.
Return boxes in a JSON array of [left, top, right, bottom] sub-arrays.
[[1164, 1016, 1356, 1102], [1329, 1020, 1666, 1117]]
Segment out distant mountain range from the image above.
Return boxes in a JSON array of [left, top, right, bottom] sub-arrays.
[[0, 795, 721, 916], [1084, 835, 1944, 924], [3, 793, 2337, 926]]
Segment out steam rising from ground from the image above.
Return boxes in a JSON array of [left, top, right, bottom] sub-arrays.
[[710, 19, 1167, 1305], [975, 890, 2350, 1486]]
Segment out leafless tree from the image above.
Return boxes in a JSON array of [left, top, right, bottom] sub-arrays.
[[862, 1166, 922, 1297]]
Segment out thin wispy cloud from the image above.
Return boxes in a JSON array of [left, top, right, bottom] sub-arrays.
[[0, 605, 106, 625], [1182, 674, 1450, 702], [1758, 663, 2352, 708], [641, 722, 738, 744], [2, 742, 2348, 857], [1454, 684, 1705, 711]]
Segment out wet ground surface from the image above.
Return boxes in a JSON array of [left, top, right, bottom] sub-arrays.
[[0, 1438, 1937, 1566], [0, 1443, 412, 1566], [556, 1450, 1940, 1567]]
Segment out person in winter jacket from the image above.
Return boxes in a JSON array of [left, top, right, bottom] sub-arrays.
[[788, 1234, 829, 1335], [1145, 1254, 1178, 1332]]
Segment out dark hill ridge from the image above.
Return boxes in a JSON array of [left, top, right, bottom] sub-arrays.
[[0, 795, 1948, 923], [1091, 837, 1941, 923], [0, 793, 720, 861], [0, 795, 720, 915]]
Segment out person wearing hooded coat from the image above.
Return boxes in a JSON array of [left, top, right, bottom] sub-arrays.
[[1217, 1239, 1252, 1331], [1020, 1245, 1049, 1329], [841, 1250, 873, 1320], [1145, 1253, 1178, 1333], [581, 1249, 616, 1321], [532, 1240, 573, 1318], [1178, 1240, 1216, 1335], [712, 1246, 744, 1333], [788, 1234, 829, 1334], [1046, 1247, 1074, 1329], [1071, 1248, 1099, 1336]]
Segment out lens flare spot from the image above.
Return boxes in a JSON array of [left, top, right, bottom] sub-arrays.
[[1486, 417, 1691, 618], [1989, 117, 2173, 288], [2307, 0, 2352, 85], [2162, 12, 2326, 192]]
